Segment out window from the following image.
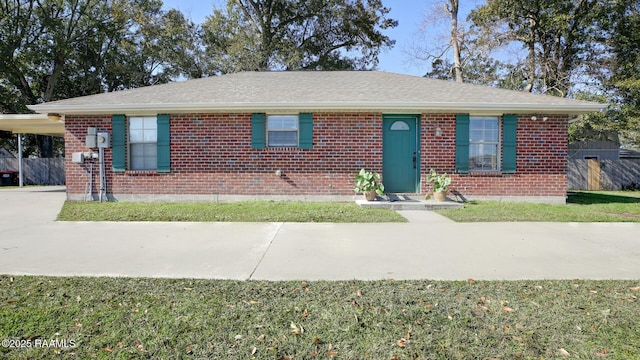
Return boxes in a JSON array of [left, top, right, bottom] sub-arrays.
[[390, 121, 410, 130], [251, 113, 313, 149], [112, 114, 170, 173], [267, 115, 299, 147], [469, 116, 500, 171], [129, 116, 157, 170], [455, 114, 517, 174]]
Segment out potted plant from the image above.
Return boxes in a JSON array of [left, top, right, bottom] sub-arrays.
[[426, 168, 451, 202], [354, 168, 385, 201]]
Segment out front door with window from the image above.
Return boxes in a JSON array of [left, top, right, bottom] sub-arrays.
[[382, 115, 419, 193]]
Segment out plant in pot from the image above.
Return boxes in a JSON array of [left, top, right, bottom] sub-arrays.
[[426, 168, 451, 202], [354, 168, 385, 201]]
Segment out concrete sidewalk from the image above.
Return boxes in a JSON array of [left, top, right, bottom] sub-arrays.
[[1, 187, 639, 280]]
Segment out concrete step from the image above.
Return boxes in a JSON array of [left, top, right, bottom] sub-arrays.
[[356, 194, 464, 210]]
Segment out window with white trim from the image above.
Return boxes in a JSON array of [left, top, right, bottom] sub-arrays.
[[267, 115, 299, 147], [469, 116, 500, 171], [129, 116, 157, 170]]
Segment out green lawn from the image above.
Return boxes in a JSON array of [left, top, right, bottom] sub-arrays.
[[437, 191, 640, 222], [57, 191, 640, 223], [1, 276, 638, 359], [57, 200, 407, 223]]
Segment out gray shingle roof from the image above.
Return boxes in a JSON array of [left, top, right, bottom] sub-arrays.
[[29, 71, 605, 115]]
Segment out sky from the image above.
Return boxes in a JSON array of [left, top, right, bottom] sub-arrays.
[[161, 0, 482, 77]]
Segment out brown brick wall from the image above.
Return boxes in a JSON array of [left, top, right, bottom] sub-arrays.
[[64, 112, 567, 199], [420, 114, 568, 197], [65, 113, 382, 197]]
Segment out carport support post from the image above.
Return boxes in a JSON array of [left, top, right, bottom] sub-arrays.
[[17, 133, 23, 188]]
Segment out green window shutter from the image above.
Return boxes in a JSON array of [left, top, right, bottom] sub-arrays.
[[299, 113, 313, 149], [502, 114, 518, 173], [157, 114, 171, 173], [251, 113, 266, 149], [111, 114, 126, 173], [455, 114, 470, 173]]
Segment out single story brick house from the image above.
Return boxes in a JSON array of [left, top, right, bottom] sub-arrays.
[[28, 71, 604, 203]]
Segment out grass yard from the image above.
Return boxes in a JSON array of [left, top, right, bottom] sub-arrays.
[[57, 201, 407, 223], [1, 276, 639, 359], [437, 191, 640, 222], [56, 191, 640, 223]]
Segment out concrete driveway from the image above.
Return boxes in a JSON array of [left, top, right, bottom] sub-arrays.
[[1, 186, 639, 280]]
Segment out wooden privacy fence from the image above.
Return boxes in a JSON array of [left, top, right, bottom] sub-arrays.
[[568, 159, 640, 190], [0, 158, 65, 185]]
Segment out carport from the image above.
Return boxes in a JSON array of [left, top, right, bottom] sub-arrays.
[[0, 114, 65, 187]]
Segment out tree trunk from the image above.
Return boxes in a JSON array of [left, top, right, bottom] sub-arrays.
[[525, 14, 536, 93], [448, 0, 463, 82]]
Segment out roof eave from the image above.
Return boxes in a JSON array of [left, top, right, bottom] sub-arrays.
[[28, 101, 606, 116]]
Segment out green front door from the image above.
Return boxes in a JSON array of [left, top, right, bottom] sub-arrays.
[[382, 115, 419, 193]]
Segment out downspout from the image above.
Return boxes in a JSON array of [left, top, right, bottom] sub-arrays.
[[17, 134, 23, 188]]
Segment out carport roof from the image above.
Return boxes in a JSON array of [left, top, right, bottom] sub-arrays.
[[0, 114, 65, 137]]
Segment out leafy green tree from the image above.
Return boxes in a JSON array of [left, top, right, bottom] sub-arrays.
[[201, 0, 398, 72], [606, 1, 640, 148], [467, 0, 640, 147], [469, 0, 604, 97], [0, 0, 200, 157]]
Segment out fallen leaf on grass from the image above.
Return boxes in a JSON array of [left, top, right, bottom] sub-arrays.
[[396, 338, 409, 347], [503, 306, 515, 313], [558, 348, 570, 357], [242, 300, 261, 305], [250, 347, 257, 355], [185, 345, 193, 354], [103, 347, 112, 353], [405, 328, 412, 339], [290, 322, 304, 335], [595, 348, 610, 357], [630, 286, 640, 292], [302, 308, 309, 318]]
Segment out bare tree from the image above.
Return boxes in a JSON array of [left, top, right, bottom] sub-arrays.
[[406, 0, 473, 82]]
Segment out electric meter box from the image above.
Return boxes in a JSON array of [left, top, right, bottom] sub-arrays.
[[86, 135, 97, 148], [97, 133, 110, 148], [72, 152, 85, 163], [86, 127, 98, 148]]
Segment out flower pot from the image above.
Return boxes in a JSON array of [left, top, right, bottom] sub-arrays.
[[433, 190, 447, 202], [364, 190, 377, 201]]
